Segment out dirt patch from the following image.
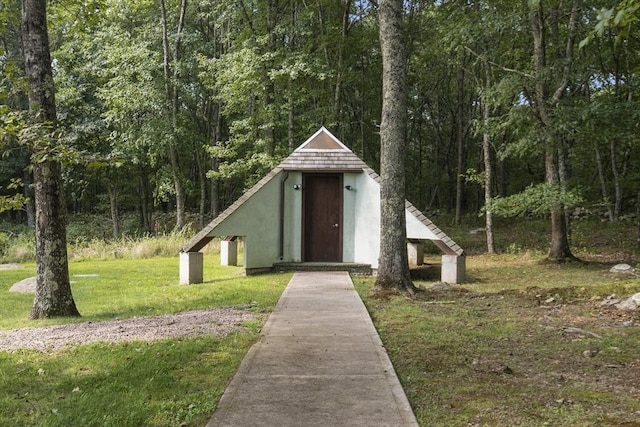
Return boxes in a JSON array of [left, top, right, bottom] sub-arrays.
[[0, 308, 259, 353]]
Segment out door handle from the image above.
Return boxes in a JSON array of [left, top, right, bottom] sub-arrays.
[[332, 223, 339, 228]]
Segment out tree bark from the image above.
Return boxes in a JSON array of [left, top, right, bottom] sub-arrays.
[[23, 168, 35, 228], [23, 0, 79, 318], [374, 0, 415, 294], [138, 166, 153, 233], [332, 0, 352, 131]]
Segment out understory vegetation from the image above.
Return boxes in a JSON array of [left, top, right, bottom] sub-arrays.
[[0, 215, 639, 426]]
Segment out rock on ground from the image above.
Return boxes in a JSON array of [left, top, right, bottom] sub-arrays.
[[9, 277, 36, 293], [615, 293, 640, 311], [609, 264, 636, 274]]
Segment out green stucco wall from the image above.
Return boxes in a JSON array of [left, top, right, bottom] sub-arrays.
[[208, 173, 282, 269]]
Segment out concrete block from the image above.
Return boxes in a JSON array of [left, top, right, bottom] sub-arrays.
[[407, 242, 424, 266], [220, 240, 238, 266], [441, 254, 465, 284], [180, 251, 203, 284]]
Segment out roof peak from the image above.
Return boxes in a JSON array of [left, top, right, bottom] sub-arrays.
[[294, 127, 352, 152]]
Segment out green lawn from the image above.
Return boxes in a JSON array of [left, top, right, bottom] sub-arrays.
[[0, 257, 291, 426]]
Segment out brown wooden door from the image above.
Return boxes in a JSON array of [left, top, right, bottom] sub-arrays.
[[303, 174, 342, 262]]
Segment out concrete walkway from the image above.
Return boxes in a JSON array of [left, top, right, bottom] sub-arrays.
[[207, 271, 418, 427]]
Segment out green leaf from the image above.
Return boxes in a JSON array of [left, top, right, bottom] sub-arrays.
[[486, 183, 584, 218]]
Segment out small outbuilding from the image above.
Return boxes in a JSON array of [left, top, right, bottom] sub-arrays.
[[180, 127, 465, 283]]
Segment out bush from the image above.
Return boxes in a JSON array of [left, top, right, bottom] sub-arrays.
[[0, 231, 35, 263], [0, 232, 9, 257]]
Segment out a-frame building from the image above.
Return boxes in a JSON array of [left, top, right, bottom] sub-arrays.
[[180, 127, 465, 283]]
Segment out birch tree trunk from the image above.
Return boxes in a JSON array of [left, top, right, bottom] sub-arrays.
[[374, 0, 415, 293], [481, 75, 495, 254], [159, 0, 188, 230], [23, 0, 80, 319]]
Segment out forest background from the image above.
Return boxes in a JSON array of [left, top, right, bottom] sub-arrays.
[[1, 0, 639, 254]]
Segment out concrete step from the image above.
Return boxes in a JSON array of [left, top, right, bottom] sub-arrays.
[[272, 262, 372, 276]]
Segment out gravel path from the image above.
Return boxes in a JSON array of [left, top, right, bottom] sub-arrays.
[[0, 308, 258, 353]]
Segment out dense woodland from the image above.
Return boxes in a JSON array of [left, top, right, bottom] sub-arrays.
[[1, 0, 639, 240]]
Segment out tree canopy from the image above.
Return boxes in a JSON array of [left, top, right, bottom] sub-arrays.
[[1, 0, 639, 256]]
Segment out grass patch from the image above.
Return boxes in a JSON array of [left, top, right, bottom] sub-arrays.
[[0, 257, 290, 425], [356, 253, 640, 426], [0, 256, 280, 329], [0, 333, 256, 426]]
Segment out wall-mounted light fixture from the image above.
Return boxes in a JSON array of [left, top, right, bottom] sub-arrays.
[[344, 185, 354, 191], [293, 184, 302, 190]]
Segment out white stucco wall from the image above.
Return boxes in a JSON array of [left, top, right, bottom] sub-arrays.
[[342, 173, 358, 262], [353, 172, 382, 268], [406, 209, 441, 240], [351, 172, 445, 268], [283, 172, 303, 262]]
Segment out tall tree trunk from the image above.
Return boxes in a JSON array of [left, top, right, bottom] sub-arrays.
[[195, 144, 207, 229], [481, 76, 495, 254], [594, 142, 614, 221], [609, 139, 622, 220], [159, 0, 188, 230], [107, 181, 120, 238], [210, 157, 219, 217], [332, 0, 352, 131], [23, 0, 79, 319], [454, 67, 466, 226], [138, 167, 152, 233], [530, 1, 575, 262], [288, 90, 294, 151], [375, 0, 415, 294]]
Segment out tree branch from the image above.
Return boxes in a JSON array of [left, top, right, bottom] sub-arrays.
[[464, 46, 534, 79]]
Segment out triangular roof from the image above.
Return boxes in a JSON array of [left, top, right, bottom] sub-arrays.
[[182, 127, 463, 256]]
